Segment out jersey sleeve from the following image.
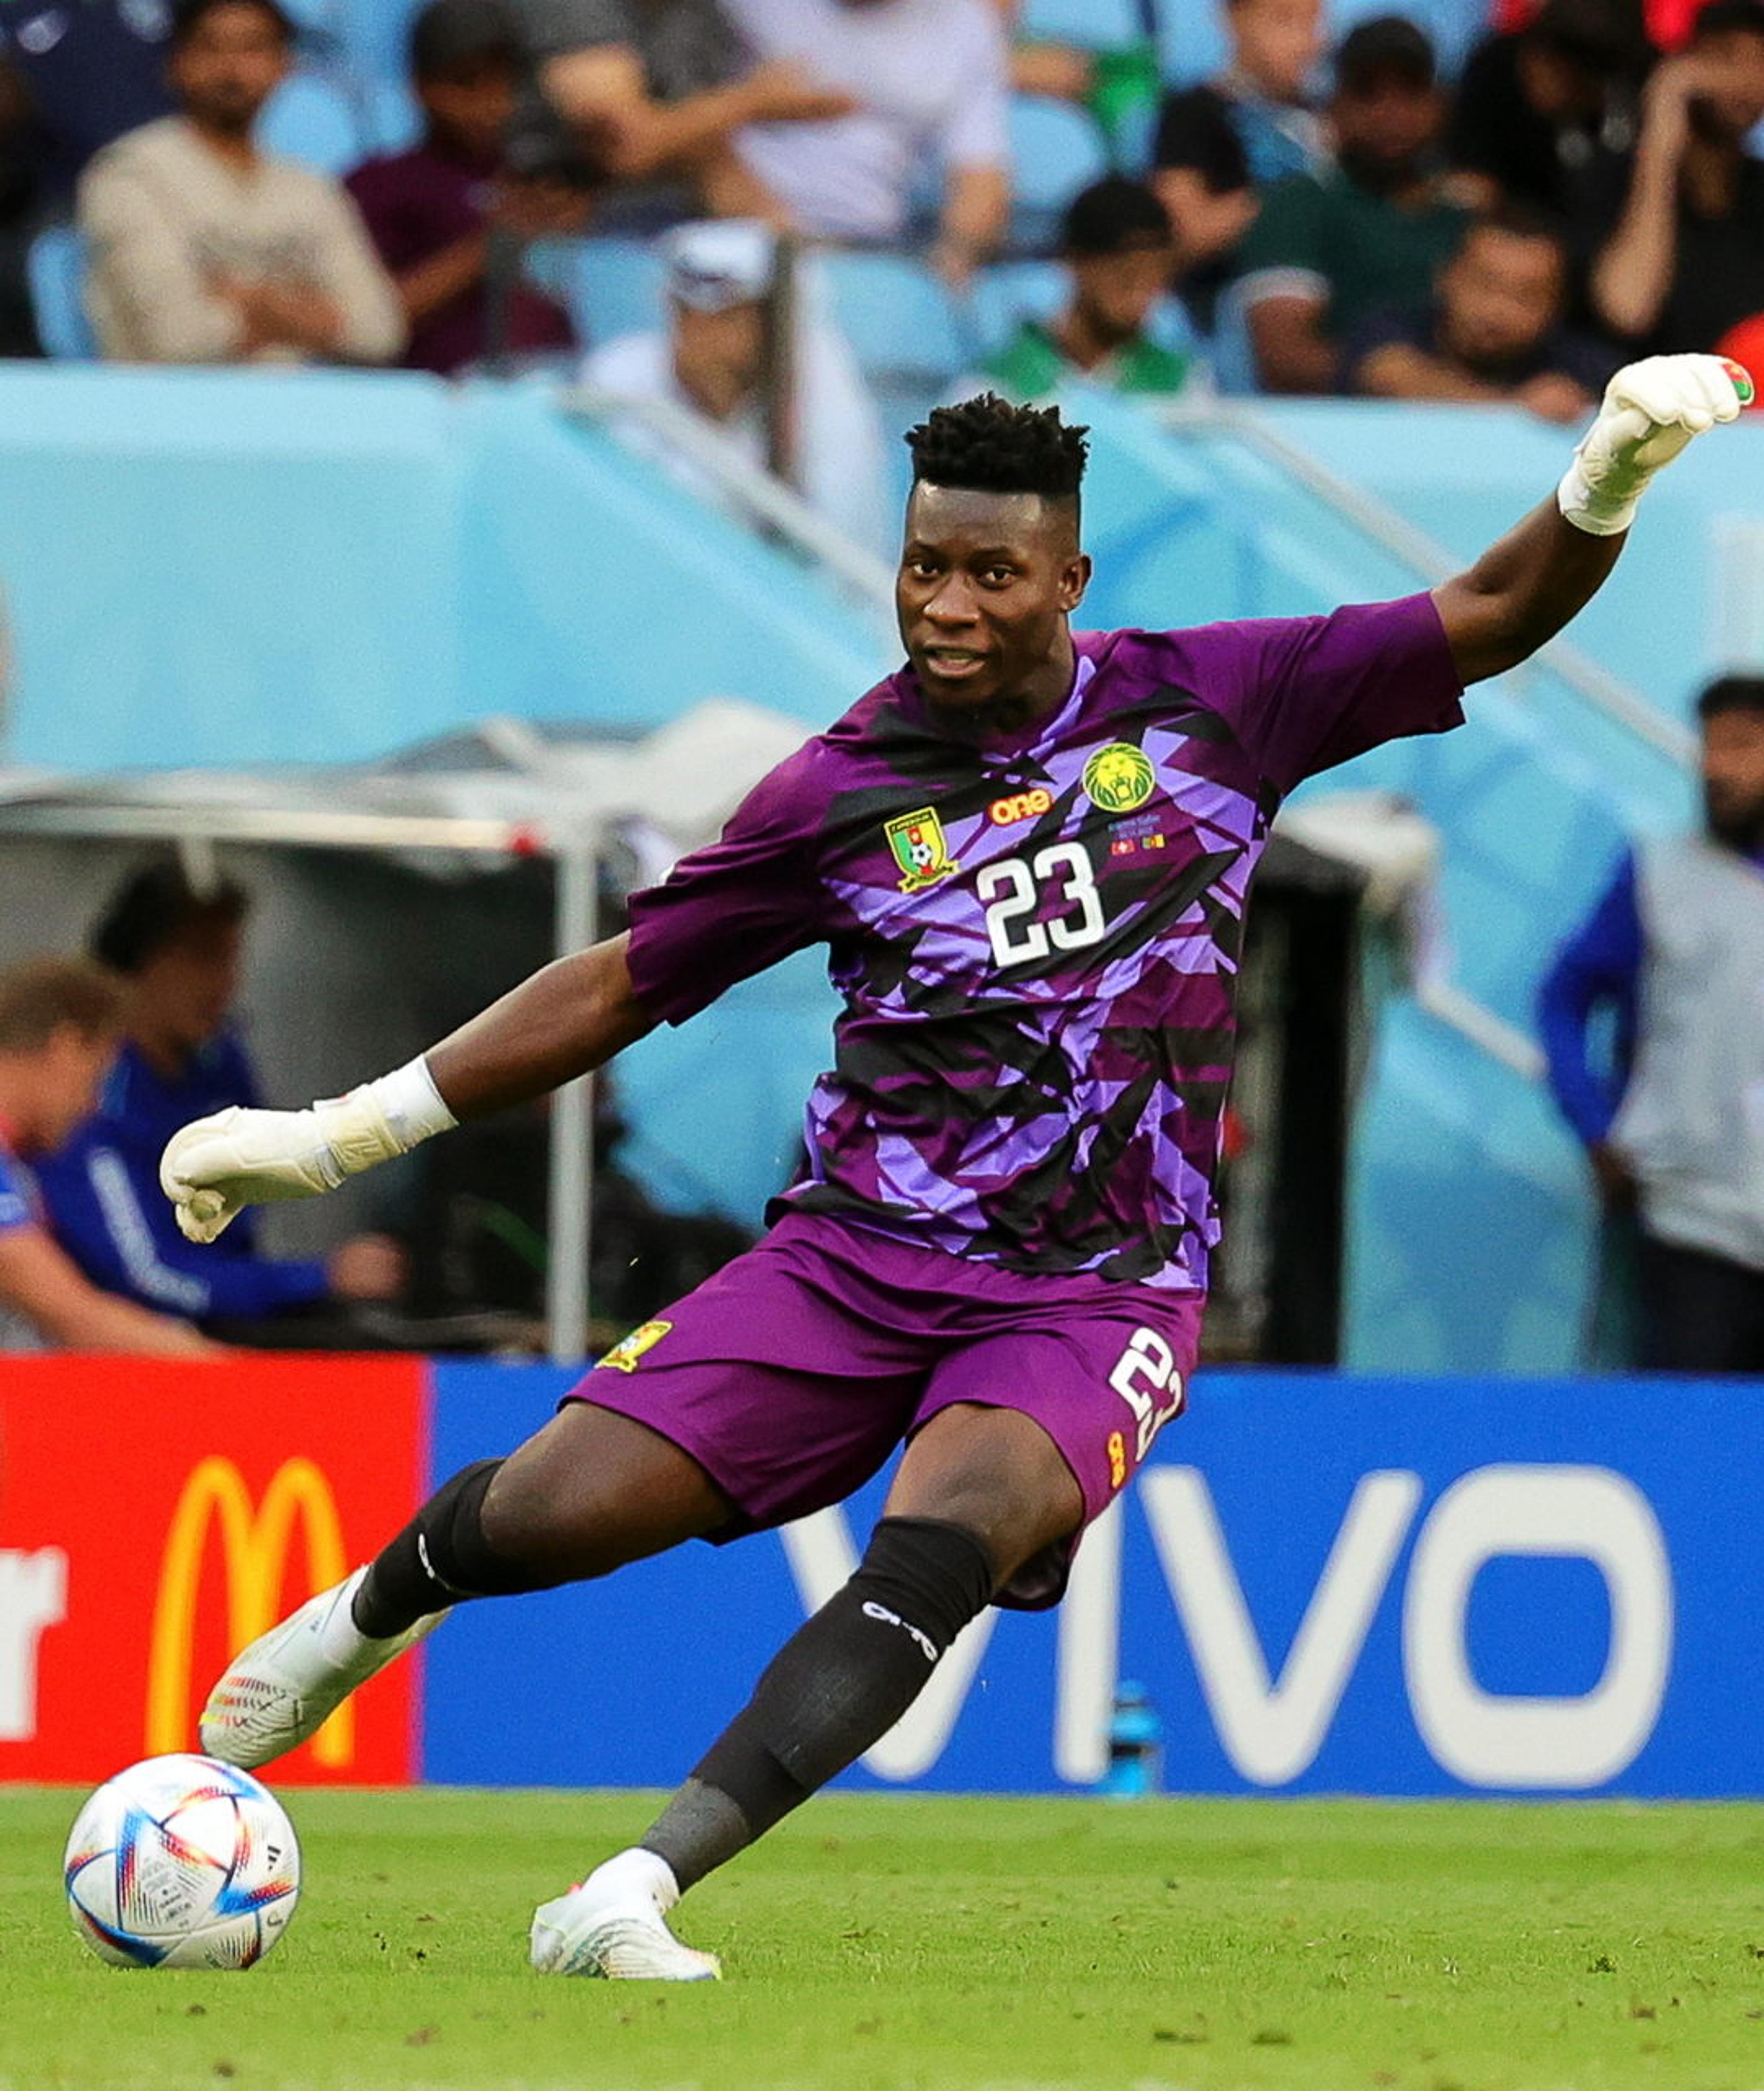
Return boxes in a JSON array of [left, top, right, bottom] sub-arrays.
[[1187, 591, 1465, 795], [624, 744, 825, 1026], [1232, 171, 1329, 308], [1537, 850, 1642, 1147], [0, 1151, 36, 1236]]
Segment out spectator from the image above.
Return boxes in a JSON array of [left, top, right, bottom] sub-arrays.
[[0, 958, 214, 1355], [498, 0, 855, 223], [78, 0, 405, 365], [1234, 15, 1471, 394], [1344, 205, 1613, 417], [35, 860, 407, 1339], [982, 177, 1206, 401], [717, 0, 1013, 285], [1152, 0, 1327, 318], [1540, 675, 1764, 1371], [582, 216, 890, 552], [1591, 0, 1764, 352], [1449, 0, 1643, 235], [348, 0, 591, 377]]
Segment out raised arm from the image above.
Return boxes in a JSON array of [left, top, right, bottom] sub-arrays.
[[1432, 354, 1748, 685], [162, 935, 654, 1247]]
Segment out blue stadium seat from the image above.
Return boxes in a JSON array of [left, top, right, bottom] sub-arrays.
[[814, 249, 978, 386], [1008, 96, 1108, 221], [568, 237, 668, 349], [969, 260, 1065, 356], [331, 0, 424, 86], [363, 78, 423, 157], [260, 72, 365, 176], [1019, 0, 1143, 46], [27, 227, 96, 361]]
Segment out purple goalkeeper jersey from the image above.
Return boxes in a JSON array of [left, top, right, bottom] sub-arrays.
[[626, 594, 1464, 1294]]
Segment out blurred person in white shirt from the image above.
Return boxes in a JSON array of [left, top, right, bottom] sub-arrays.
[[718, 0, 1012, 284], [582, 216, 892, 555], [79, 0, 404, 364]]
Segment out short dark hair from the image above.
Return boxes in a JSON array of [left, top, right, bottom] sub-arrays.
[[905, 395, 1089, 509], [410, 0, 519, 81], [1527, 0, 1646, 74], [1060, 176, 1173, 258], [89, 857, 250, 976], [1691, 0, 1764, 40], [1697, 673, 1764, 721], [0, 958, 124, 1055], [170, 0, 296, 48], [1335, 13, 1436, 93]]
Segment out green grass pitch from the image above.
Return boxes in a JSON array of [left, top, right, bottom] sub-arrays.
[[7, 1787, 1764, 2090]]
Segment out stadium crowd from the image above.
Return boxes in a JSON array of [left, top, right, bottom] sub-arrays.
[[0, 0, 1755, 408]]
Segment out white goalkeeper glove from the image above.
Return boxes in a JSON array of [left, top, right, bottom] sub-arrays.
[[1557, 352, 1751, 537], [160, 1058, 456, 1246]]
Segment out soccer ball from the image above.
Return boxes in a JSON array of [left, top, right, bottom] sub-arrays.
[[63, 1753, 301, 1970]]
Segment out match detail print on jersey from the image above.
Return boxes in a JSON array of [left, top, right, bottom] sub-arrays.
[[624, 600, 1465, 1295]]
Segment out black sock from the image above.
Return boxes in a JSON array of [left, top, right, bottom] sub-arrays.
[[352, 1459, 566, 1638], [641, 1516, 995, 1891]]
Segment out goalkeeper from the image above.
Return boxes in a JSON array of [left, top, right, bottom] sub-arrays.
[[166, 358, 1745, 1979]]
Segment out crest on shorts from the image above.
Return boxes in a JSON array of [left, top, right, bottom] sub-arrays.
[[1082, 742, 1156, 814], [883, 807, 959, 893], [595, 1318, 673, 1373]]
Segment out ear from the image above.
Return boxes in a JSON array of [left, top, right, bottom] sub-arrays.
[[1058, 553, 1092, 614]]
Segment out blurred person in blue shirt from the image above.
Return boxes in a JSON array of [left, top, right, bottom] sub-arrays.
[[1151, 0, 1327, 329], [1539, 674, 1764, 1370], [37, 858, 406, 1335], [0, 955, 213, 1353]]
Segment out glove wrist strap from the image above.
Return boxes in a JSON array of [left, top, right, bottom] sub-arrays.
[[313, 1058, 458, 1181], [361, 1057, 458, 1151], [1556, 458, 1637, 538]]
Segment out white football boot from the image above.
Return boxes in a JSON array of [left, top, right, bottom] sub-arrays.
[[530, 1848, 721, 1980], [199, 1567, 448, 1770]]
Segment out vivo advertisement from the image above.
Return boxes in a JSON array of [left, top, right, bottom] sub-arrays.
[[0, 1358, 1751, 1798]]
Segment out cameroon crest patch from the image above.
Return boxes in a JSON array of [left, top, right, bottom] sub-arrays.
[[1082, 742, 1156, 814], [595, 1319, 673, 1372], [883, 807, 960, 893]]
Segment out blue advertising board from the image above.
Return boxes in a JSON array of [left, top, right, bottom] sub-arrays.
[[423, 1365, 1757, 1798]]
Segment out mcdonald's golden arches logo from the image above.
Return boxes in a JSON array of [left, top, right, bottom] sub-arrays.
[[147, 1456, 351, 1766]]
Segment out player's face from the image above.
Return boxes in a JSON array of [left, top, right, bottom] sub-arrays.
[[1702, 707, 1764, 846], [170, 4, 292, 134], [1071, 242, 1174, 347], [1230, 0, 1323, 102], [897, 484, 1091, 718], [138, 921, 243, 1051], [418, 55, 518, 160], [1332, 75, 1444, 176], [36, 1026, 116, 1150], [1439, 227, 1563, 371], [1689, 28, 1764, 139]]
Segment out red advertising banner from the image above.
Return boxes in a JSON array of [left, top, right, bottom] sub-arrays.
[[0, 1355, 426, 1786]]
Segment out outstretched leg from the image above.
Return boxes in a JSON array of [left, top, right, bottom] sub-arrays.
[[531, 1404, 1083, 1980], [200, 1405, 730, 1769]]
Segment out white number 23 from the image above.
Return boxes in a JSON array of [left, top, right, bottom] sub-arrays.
[[978, 843, 1105, 969]]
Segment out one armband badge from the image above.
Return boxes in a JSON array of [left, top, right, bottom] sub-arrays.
[[596, 1319, 674, 1372], [883, 807, 960, 893]]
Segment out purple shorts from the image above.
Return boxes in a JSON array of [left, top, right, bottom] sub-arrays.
[[567, 1211, 1201, 1607]]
